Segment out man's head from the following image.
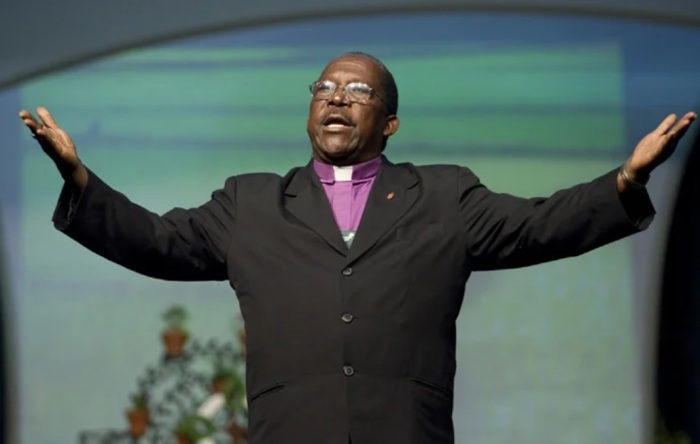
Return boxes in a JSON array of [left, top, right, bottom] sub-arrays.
[[306, 52, 399, 166]]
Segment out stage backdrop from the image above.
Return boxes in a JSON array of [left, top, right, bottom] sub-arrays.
[[1, 11, 699, 444]]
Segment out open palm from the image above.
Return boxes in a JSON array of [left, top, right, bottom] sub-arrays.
[[19, 107, 87, 188], [627, 112, 696, 179]]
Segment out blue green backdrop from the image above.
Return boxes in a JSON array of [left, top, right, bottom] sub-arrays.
[[1, 12, 699, 444]]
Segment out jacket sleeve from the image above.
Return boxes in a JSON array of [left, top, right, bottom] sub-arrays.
[[52, 168, 236, 281], [458, 167, 655, 271]]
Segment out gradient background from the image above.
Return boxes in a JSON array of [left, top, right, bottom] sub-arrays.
[[1, 11, 700, 444]]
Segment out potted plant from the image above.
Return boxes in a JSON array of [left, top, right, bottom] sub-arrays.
[[226, 324, 248, 442], [224, 369, 247, 443], [223, 371, 246, 410], [211, 353, 236, 394], [173, 414, 216, 444], [162, 305, 189, 358], [228, 419, 248, 444], [208, 352, 246, 408], [125, 391, 149, 437]]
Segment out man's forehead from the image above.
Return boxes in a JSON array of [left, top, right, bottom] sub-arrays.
[[319, 56, 380, 80]]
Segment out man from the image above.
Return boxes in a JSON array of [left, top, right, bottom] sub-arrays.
[[19, 52, 696, 443]]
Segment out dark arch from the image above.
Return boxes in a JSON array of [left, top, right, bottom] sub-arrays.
[[655, 113, 700, 441], [0, 216, 7, 444], [3, 3, 700, 90]]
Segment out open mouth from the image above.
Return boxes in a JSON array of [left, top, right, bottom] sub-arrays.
[[322, 114, 353, 130]]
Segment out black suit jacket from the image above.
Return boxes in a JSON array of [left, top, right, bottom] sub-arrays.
[[53, 157, 653, 443]]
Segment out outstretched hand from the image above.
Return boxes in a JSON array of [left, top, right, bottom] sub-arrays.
[[19, 107, 88, 190], [625, 112, 697, 182]]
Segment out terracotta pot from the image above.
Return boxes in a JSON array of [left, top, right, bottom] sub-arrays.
[[162, 329, 188, 358], [238, 329, 247, 354], [229, 421, 248, 443], [126, 408, 149, 437], [211, 377, 228, 393], [175, 433, 192, 444]]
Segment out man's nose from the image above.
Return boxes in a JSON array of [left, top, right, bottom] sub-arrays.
[[328, 88, 350, 106]]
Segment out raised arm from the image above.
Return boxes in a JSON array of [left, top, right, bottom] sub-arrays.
[[460, 112, 696, 271], [19, 107, 235, 281]]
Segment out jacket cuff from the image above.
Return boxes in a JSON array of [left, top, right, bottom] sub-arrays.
[[604, 168, 656, 231], [51, 168, 103, 232]]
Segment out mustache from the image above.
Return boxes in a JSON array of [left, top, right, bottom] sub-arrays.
[[321, 112, 355, 126]]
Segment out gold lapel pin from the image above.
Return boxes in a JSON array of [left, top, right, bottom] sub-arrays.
[[387, 192, 395, 200]]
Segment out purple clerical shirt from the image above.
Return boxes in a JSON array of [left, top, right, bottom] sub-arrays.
[[313, 156, 382, 247]]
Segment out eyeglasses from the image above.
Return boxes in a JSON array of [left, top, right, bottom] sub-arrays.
[[308, 80, 387, 109]]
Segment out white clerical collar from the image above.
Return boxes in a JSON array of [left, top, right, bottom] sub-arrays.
[[333, 165, 354, 182]]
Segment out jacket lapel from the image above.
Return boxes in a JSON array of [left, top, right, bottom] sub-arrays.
[[346, 158, 420, 265], [284, 162, 348, 256]]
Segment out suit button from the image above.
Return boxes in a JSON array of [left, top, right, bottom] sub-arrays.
[[341, 313, 354, 323], [342, 267, 353, 276], [343, 365, 355, 376]]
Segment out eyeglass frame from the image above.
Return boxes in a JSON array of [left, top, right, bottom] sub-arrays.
[[308, 80, 389, 110]]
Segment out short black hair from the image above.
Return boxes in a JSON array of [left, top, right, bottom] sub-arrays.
[[339, 51, 399, 116]]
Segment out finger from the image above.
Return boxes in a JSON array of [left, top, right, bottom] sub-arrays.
[[20, 115, 44, 136], [19, 110, 40, 128], [653, 114, 678, 135], [36, 106, 59, 129], [684, 112, 697, 129], [668, 122, 693, 142], [668, 112, 697, 139], [682, 111, 697, 121], [21, 118, 41, 133], [18, 109, 36, 121]]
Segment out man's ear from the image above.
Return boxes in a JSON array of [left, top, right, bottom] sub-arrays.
[[383, 115, 400, 137]]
